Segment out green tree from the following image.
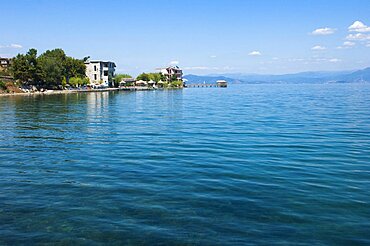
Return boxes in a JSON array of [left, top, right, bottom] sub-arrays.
[[136, 73, 150, 81], [9, 54, 27, 82], [69, 77, 89, 87], [37, 49, 67, 87], [169, 80, 183, 88], [136, 72, 164, 82], [10, 48, 40, 84], [64, 57, 86, 81], [0, 70, 10, 76], [147, 73, 161, 82], [0, 80, 7, 90], [114, 74, 132, 83], [11, 48, 89, 89], [114, 74, 132, 87]]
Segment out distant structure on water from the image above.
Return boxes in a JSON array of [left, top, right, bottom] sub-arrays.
[[216, 80, 228, 87], [185, 80, 228, 88], [85, 60, 116, 87], [158, 66, 183, 81]]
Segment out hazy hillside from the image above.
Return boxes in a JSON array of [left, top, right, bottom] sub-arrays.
[[184, 67, 370, 84], [183, 75, 245, 84], [343, 67, 370, 82]]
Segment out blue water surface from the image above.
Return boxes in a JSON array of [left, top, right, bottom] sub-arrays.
[[0, 84, 370, 245]]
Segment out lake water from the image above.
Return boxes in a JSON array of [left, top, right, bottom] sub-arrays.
[[0, 84, 370, 245]]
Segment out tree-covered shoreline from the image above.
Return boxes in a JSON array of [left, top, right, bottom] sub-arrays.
[[1, 48, 184, 93], [10, 48, 88, 89], [135, 72, 183, 88]]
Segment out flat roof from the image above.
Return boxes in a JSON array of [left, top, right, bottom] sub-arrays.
[[85, 60, 116, 65]]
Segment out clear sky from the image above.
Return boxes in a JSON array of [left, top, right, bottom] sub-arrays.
[[1, 0, 370, 75]]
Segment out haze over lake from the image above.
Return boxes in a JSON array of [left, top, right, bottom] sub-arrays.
[[1, 84, 369, 245]]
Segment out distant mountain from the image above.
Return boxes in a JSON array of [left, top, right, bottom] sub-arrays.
[[184, 67, 370, 84], [343, 67, 370, 82], [183, 74, 244, 84]]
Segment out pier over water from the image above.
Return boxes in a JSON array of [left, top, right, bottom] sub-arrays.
[[185, 80, 228, 88], [185, 83, 220, 88]]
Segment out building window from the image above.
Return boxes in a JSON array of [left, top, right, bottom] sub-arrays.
[[104, 71, 108, 76], [94, 65, 97, 71], [94, 74, 97, 80]]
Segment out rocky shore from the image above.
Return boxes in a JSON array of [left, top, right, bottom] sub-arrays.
[[0, 88, 122, 97]]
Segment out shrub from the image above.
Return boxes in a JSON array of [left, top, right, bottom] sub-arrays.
[[0, 69, 11, 76], [0, 80, 7, 90], [169, 80, 183, 88], [68, 77, 89, 87], [114, 74, 132, 83]]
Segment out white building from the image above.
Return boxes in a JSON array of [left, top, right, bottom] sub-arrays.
[[85, 60, 116, 87], [159, 66, 183, 81], [0, 57, 11, 70]]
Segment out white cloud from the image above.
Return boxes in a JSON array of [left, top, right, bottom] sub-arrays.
[[210, 55, 217, 58], [366, 43, 370, 47], [272, 57, 279, 60], [10, 44, 22, 48], [311, 45, 326, 50], [348, 21, 370, 33], [248, 51, 261, 56], [309, 57, 341, 63], [288, 58, 305, 62], [170, 60, 179, 65], [0, 43, 23, 49], [221, 66, 235, 71], [337, 41, 356, 49], [184, 66, 209, 70], [343, 41, 355, 46], [346, 33, 370, 41], [329, 58, 341, 63], [311, 27, 336, 35], [183, 66, 235, 71]]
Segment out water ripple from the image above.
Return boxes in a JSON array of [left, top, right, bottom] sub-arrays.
[[0, 84, 370, 245]]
